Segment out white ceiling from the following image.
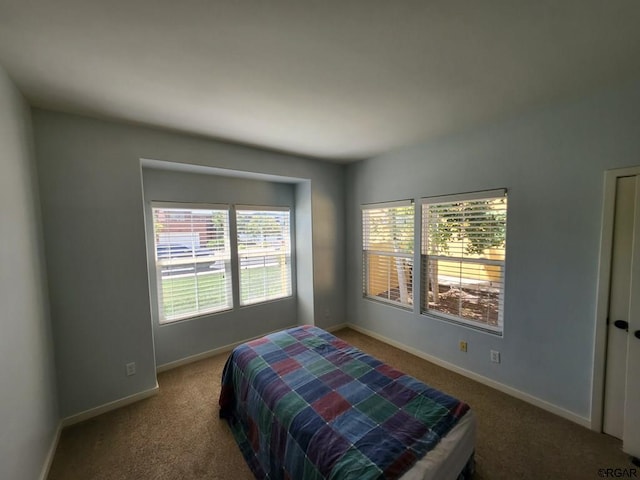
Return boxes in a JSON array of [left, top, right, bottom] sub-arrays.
[[1, 0, 639, 161]]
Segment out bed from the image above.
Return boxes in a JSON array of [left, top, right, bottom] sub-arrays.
[[219, 326, 476, 479]]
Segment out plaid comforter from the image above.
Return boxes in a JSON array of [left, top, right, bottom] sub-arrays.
[[219, 326, 469, 479]]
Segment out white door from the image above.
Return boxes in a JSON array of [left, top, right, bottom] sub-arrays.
[[603, 175, 640, 458], [603, 176, 635, 438], [624, 176, 640, 458]]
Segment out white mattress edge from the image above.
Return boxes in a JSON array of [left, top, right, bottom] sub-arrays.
[[399, 409, 476, 480]]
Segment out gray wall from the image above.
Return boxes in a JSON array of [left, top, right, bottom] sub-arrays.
[[295, 180, 315, 325], [0, 68, 59, 479], [33, 109, 346, 418], [142, 168, 297, 366], [346, 80, 640, 420]]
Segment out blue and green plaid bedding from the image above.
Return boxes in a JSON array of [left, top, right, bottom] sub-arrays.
[[219, 326, 470, 479]]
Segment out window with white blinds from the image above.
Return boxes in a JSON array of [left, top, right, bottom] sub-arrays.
[[152, 204, 232, 323], [236, 207, 292, 306], [421, 189, 507, 334], [362, 200, 414, 308]]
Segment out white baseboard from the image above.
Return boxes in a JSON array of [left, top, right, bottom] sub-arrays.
[[324, 322, 349, 333], [156, 324, 299, 373], [347, 323, 592, 429], [61, 383, 159, 427], [39, 420, 62, 480]]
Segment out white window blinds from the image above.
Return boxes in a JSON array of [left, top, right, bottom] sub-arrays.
[[421, 189, 507, 334], [236, 207, 292, 306], [152, 205, 232, 323], [362, 200, 414, 308]]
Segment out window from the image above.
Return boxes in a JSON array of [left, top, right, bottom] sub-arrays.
[[236, 207, 292, 306], [421, 189, 507, 334], [152, 204, 232, 323], [362, 200, 414, 308]]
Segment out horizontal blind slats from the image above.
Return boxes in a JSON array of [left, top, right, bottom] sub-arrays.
[[236, 208, 292, 306], [421, 193, 507, 333], [152, 206, 232, 322], [362, 203, 414, 255], [362, 202, 414, 307]]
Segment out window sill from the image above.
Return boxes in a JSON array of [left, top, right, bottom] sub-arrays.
[[159, 306, 233, 325], [421, 311, 503, 337], [363, 295, 413, 311], [239, 294, 295, 309]]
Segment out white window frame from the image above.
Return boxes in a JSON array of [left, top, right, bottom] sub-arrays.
[[151, 202, 233, 323], [420, 189, 507, 335], [362, 200, 415, 309], [236, 205, 293, 306]]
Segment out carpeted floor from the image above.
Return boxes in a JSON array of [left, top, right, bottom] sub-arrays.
[[48, 328, 632, 480]]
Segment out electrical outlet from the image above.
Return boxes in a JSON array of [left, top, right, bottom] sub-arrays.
[[490, 350, 501, 363], [459, 341, 468, 352], [126, 362, 136, 376]]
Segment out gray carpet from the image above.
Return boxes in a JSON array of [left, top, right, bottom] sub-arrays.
[[48, 328, 632, 479]]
